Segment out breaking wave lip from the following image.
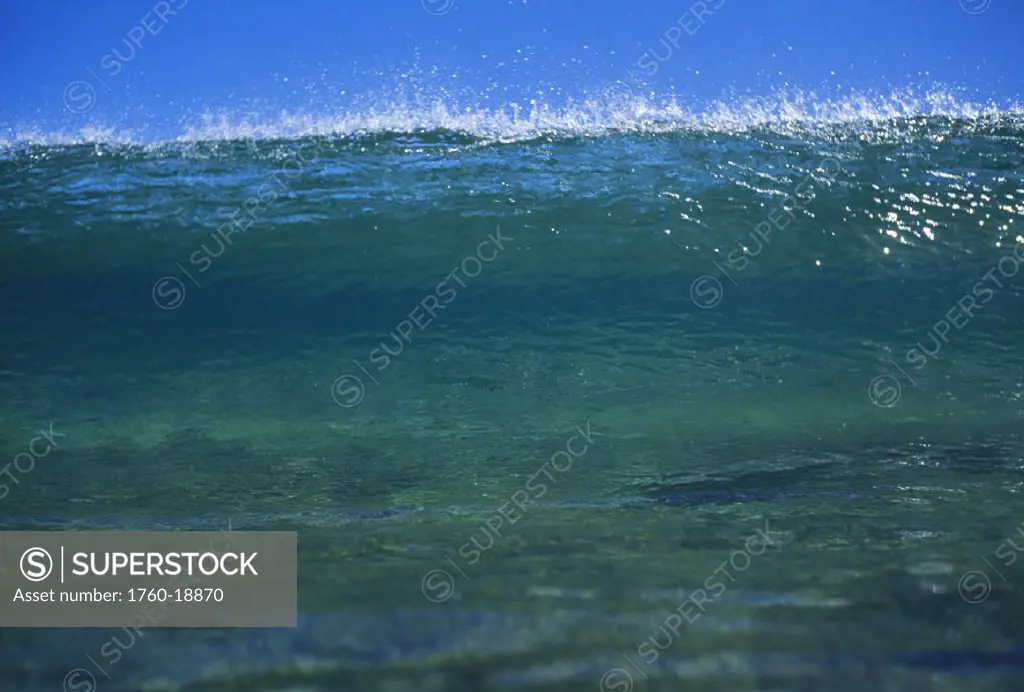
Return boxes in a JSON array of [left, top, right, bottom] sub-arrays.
[[2, 85, 1022, 153]]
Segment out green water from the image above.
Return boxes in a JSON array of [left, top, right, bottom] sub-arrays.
[[2, 123, 1024, 689], [3, 320, 1024, 690]]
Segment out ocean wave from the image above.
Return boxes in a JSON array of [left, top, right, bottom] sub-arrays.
[[2, 85, 1021, 152], [1, 83, 1021, 292]]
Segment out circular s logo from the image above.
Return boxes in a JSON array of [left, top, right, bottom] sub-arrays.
[[331, 374, 365, 408], [601, 80, 634, 110], [959, 0, 992, 14], [63, 668, 97, 692], [868, 375, 901, 408], [152, 276, 186, 310], [421, 0, 455, 15], [20, 547, 53, 582], [421, 569, 456, 603], [690, 275, 723, 309], [600, 668, 634, 692], [63, 81, 96, 113], [958, 570, 992, 604]]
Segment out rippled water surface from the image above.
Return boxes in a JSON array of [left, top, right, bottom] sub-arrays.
[[2, 102, 1024, 690]]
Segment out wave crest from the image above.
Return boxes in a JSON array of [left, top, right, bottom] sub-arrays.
[[2, 85, 1021, 152]]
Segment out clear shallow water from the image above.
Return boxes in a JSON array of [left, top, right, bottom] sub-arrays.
[[2, 100, 1024, 690]]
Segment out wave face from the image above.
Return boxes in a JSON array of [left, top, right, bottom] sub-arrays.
[[2, 94, 1023, 312], [2, 94, 1024, 404], [3, 92, 1024, 691]]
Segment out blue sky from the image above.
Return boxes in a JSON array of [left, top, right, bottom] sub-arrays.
[[1, 0, 1022, 139]]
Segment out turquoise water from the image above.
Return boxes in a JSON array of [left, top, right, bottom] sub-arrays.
[[2, 99, 1024, 690]]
